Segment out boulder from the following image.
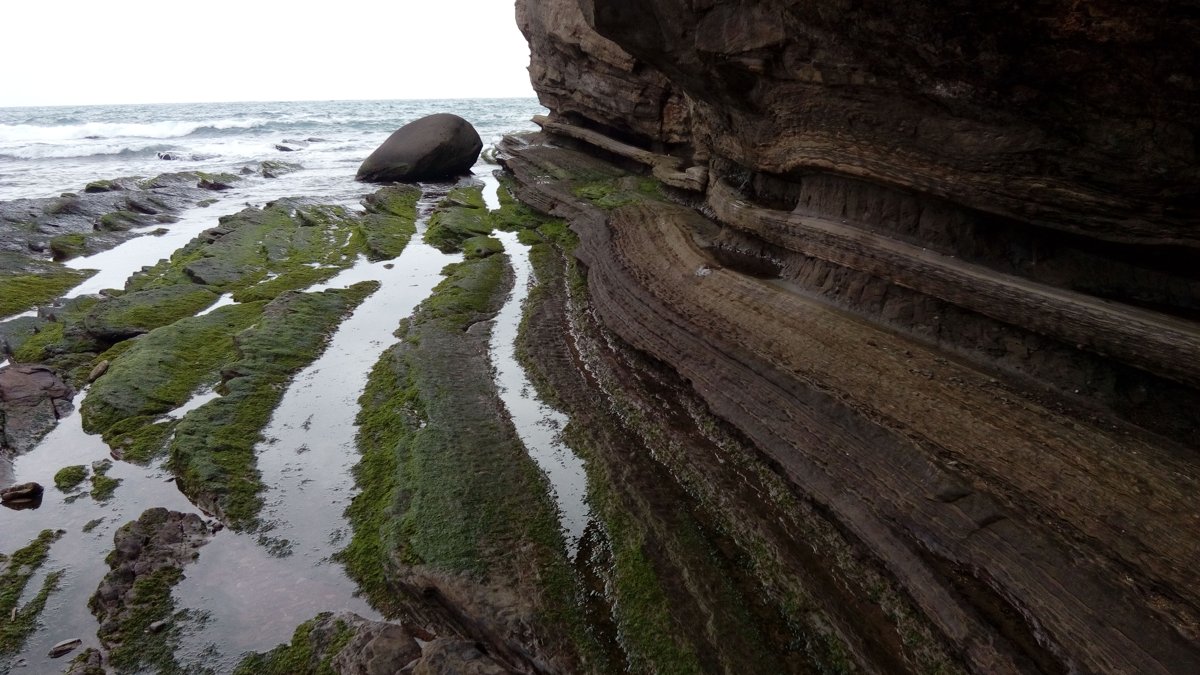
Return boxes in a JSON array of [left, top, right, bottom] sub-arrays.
[[356, 113, 482, 183], [0, 364, 74, 454], [1, 481, 44, 503]]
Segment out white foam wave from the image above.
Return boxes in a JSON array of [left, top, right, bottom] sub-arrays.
[[0, 118, 268, 143]]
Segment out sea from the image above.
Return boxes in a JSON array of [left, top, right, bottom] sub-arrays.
[[0, 98, 597, 674], [0, 98, 545, 204]]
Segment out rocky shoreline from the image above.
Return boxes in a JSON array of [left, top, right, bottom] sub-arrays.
[[2, 3, 1198, 673]]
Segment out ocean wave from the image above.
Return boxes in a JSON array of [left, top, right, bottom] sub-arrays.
[[0, 118, 269, 142], [0, 144, 184, 160]]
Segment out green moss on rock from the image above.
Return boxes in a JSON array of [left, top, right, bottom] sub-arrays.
[[82, 284, 220, 340], [169, 283, 377, 529], [462, 235, 504, 259], [232, 613, 354, 675], [81, 302, 265, 434], [91, 459, 121, 501], [423, 185, 491, 253], [0, 530, 64, 656], [54, 464, 89, 491], [358, 185, 420, 260], [49, 232, 90, 261], [98, 210, 146, 232], [0, 256, 95, 318], [341, 253, 591, 663]]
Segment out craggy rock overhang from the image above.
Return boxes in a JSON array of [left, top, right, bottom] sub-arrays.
[[567, 0, 1200, 247], [513, 1, 1200, 673]]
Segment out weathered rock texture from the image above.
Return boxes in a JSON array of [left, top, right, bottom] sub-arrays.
[[357, 114, 483, 183], [0, 364, 72, 456], [509, 2, 1200, 671]]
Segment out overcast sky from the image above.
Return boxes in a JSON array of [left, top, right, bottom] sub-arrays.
[[1, 1, 535, 107]]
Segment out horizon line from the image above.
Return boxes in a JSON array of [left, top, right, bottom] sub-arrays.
[[0, 93, 541, 111]]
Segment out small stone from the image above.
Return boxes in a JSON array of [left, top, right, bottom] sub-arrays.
[[1, 482, 44, 503], [146, 620, 169, 633], [48, 638, 82, 658], [87, 360, 110, 383]]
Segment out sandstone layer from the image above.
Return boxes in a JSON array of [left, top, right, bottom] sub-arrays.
[[506, 2, 1200, 671]]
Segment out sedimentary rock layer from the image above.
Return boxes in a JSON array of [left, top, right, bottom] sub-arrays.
[[499, 133, 1200, 673]]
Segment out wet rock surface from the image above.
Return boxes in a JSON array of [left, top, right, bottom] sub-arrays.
[[89, 508, 212, 672], [0, 171, 238, 260], [357, 113, 484, 183], [0, 364, 73, 456], [498, 131, 1200, 673], [236, 612, 516, 675]]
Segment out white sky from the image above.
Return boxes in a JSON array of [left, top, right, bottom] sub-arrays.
[[0, 1, 535, 106]]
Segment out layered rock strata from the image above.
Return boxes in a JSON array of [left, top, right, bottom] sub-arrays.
[[497, 122, 1200, 673]]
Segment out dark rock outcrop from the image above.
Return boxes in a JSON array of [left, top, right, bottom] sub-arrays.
[[0, 481, 44, 504], [0, 171, 239, 259], [356, 114, 483, 183], [88, 508, 212, 671], [503, 3, 1200, 669], [0, 364, 73, 455], [238, 612, 516, 675]]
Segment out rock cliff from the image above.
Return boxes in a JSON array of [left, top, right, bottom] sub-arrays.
[[512, 1, 1200, 673]]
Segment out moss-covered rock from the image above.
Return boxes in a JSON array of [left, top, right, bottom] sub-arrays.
[[98, 210, 148, 232], [232, 613, 357, 675], [1, 529, 64, 656], [358, 185, 420, 260], [461, 235, 504, 259], [341, 253, 590, 668], [84, 179, 123, 194], [80, 302, 265, 435], [49, 232, 90, 261], [423, 185, 492, 253], [0, 253, 95, 318], [89, 508, 211, 673], [90, 459, 121, 501], [82, 284, 219, 340], [54, 464, 89, 491], [169, 283, 377, 529]]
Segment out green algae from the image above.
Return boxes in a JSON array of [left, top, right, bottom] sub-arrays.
[[359, 185, 420, 260], [91, 459, 121, 501], [81, 302, 265, 434], [461, 235, 504, 259], [11, 321, 65, 362], [168, 283, 377, 529], [95, 567, 185, 673], [424, 207, 492, 252], [104, 416, 178, 464], [571, 176, 661, 210], [54, 464, 89, 491], [0, 530, 64, 656], [84, 179, 122, 193], [98, 210, 145, 232], [82, 285, 220, 340], [423, 185, 492, 252], [341, 252, 595, 666], [125, 202, 361, 300], [232, 614, 353, 675], [49, 232, 89, 260], [0, 259, 95, 318]]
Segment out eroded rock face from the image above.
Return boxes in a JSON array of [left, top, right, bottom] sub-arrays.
[[565, 0, 1200, 248], [356, 113, 483, 183], [0, 364, 73, 456], [507, 2, 1199, 672], [517, 0, 691, 146], [238, 612, 516, 675], [89, 508, 212, 665]]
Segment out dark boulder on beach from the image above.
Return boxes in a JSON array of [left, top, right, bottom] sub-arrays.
[[356, 113, 482, 183]]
